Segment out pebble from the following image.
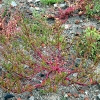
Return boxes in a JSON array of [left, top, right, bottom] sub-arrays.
[[70, 85, 78, 94], [80, 94, 85, 98], [35, 0, 40, 3], [67, 93, 72, 97], [73, 73, 78, 77], [59, 3, 67, 9], [0, 4, 2, 8], [73, 93, 79, 98], [54, 4, 58, 8], [0, 89, 3, 98], [64, 24, 71, 30], [27, 0, 33, 3], [11, 1, 17, 7], [75, 20, 80, 24], [34, 7, 40, 10], [85, 90, 88, 95], [97, 94, 100, 99], [4, 93, 15, 100], [24, 64, 30, 69], [29, 96, 34, 100], [29, 7, 35, 12], [0, 0, 2, 4], [75, 58, 81, 67], [64, 94, 68, 98], [84, 97, 89, 100]]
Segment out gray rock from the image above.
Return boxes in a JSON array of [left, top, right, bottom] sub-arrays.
[[73, 73, 78, 77], [11, 1, 17, 7], [44, 94, 60, 100], [80, 94, 85, 98], [59, 3, 67, 9], [24, 64, 30, 69], [35, 0, 40, 3], [29, 96, 34, 100], [0, 89, 3, 98], [97, 94, 100, 100], [27, 0, 33, 3], [75, 58, 81, 67], [0, 4, 2, 8], [4, 93, 15, 100], [70, 85, 78, 94], [34, 7, 40, 11], [29, 7, 35, 12], [54, 4, 58, 8]]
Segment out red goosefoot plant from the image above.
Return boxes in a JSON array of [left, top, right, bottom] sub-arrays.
[[55, 0, 100, 23], [0, 10, 99, 93]]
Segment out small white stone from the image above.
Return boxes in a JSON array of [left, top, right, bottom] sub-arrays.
[[64, 94, 68, 98], [40, 80, 42, 83], [85, 90, 88, 95], [59, 3, 67, 8], [73, 73, 78, 77], [97, 94, 100, 98], [35, 0, 40, 3], [54, 4, 58, 8], [80, 94, 85, 98], [0, 4, 2, 8], [35, 7, 40, 11], [24, 65, 29, 69], [29, 96, 34, 100], [11, 1, 17, 7], [29, 7, 35, 11], [27, 0, 33, 2], [64, 24, 71, 29]]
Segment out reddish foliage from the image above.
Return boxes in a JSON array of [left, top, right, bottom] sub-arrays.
[[55, 0, 94, 23], [56, 6, 76, 23], [0, 12, 21, 38]]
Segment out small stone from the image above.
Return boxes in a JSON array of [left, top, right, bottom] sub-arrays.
[[54, 4, 58, 8], [0, 89, 3, 98], [0, 4, 2, 8], [64, 94, 68, 98], [75, 32, 81, 36], [97, 94, 100, 99], [73, 73, 78, 77], [75, 20, 80, 24], [85, 90, 88, 95], [75, 58, 81, 67], [64, 24, 71, 30], [0, 0, 2, 4], [73, 93, 79, 98], [35, 0, 40, 3], [29, 96, 34, 100], [17, 98, 22, 100], [27, 0, 33, 2], [29, 4, 34, 7], [4, 93, 15, 100], [24, 65, 29, 69], [84, 97, 89, 100], [59, 3, 67, 9], [39, 73, 45, 77], [35, 7, 40, 11], [98, 28, 100, 32], [79, 90, 85, 94], [78, 11, 83, 16], [29, 7, 35, 12], [80, 94, 85, 98], [11, 1, 17, 7], [67, 93, 72, 97]]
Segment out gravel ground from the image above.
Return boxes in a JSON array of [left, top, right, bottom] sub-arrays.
[[0, 0, 100, 100]]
